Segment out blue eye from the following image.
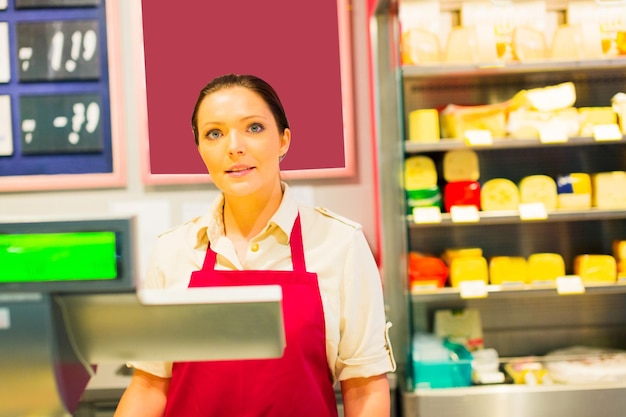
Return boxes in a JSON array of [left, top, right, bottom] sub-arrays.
[[206, 129, 222, 140], [249, 123, 264, 133]]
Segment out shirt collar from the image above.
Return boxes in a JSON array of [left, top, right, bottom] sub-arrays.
[[193, 182, 299, 249]]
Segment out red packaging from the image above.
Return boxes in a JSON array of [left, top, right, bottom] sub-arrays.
[[444, 181, 481, 212]]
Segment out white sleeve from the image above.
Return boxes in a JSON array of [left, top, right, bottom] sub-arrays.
[[335, 229, 396, 381]]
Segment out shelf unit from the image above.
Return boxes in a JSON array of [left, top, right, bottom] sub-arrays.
[[369, 1, 626, 416]]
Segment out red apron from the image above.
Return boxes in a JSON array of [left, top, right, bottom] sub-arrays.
[[163, 214, 338, 417]]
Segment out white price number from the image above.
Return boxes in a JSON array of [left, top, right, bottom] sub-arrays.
[[50, 29, 98, 72]]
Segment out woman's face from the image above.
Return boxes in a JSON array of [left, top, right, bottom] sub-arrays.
[[195, 86, 290, 198]]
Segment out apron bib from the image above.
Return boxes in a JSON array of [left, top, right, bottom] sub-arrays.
[[164, 214, 338, 417]]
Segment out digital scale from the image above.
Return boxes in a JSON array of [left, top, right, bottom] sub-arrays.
[[0, 216, 285, 417]]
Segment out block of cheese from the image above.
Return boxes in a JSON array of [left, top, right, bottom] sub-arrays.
[[519, 175, 558, 210], [551, 25, 584, 61], [512, 26, 547, 62], [445, 26, 479, 64], [592, 171, 626, 209], [405, 155, 437, 190], [444, 181, 481, 212], [506, 107, 580, 139], [449, 256, 489, 287], [401, 28, 441, 65], [489, 256, 529, 285], [443, 150, 479, 182], [520, 82, 577, 112], [442, 247, 483, 265], [406, 186, 442, 213], [614, 240, 626, 260], [528, 253, 565, 283], [409, 109, 440, 143], [578, 107, 617, 137], [440, 103, 508, 140], [481, 178, 520, 211], [574, 254, 617, 284], [556, 173, 591, 209]]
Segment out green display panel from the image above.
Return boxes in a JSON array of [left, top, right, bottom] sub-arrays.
[[0, 231, 117, 282]]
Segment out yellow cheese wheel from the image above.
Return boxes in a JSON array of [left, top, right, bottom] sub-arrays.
[[528, 253, 565, 283], [489, 256, 529, 285], [449, 256, 489, 287], [614, 240, 626, 260], [443, 149, 480, 182], [592, 172, 626, 209], [519, 175, 558, 210], [574, 255, 617, 284], [405, 156, 437, 190], [481, 178, 520, 211]]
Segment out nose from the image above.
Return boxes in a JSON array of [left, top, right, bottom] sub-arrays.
[[227, 129, 245, 155]]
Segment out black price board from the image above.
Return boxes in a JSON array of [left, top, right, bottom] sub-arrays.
[[16, 0, 100, 8], [17, 20, 101, 81], [19, 94, 103, 154], [0, 1, 120, 189]]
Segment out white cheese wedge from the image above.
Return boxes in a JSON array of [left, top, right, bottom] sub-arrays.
[[523, 82, 577, 112]]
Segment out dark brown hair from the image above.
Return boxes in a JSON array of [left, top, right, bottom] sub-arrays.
[[191, 73, 289, 145]]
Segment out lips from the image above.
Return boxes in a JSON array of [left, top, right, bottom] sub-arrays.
[[226, 166, 254, 174]]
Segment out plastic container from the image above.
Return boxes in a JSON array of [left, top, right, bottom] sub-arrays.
[[412, 334, 473, 389]]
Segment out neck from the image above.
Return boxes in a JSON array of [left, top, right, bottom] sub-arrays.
[[223, 181, 284, 242]]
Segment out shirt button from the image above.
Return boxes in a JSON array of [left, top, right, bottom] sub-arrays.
[[250, 243, 260, 252]]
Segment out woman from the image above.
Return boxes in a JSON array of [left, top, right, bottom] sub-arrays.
[[114, 74, 395, 417]]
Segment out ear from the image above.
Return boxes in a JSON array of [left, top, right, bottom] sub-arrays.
[[279, 128, 291, 158]]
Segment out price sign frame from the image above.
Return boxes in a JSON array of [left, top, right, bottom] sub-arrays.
[[134, 0, 355, 185], [0, 0, 125, 192]]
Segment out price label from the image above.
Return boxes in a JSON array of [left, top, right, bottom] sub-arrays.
[[519, 202, 548, 220], [556, 275, 585, 295], [19, 94, 103, 154], [412, 206, 442, 224], [450, 205, 480, 223], [464, 129, 493, 146], [539, 126, 568, 143], [0, 0, 7, 10], [459, 280, 488, 299], [0, 22, 9, 83], [0, 95, 13, 156], [593, 124, 622, 142], [16, 20, 100, 81], [15, 0, 100, 9]]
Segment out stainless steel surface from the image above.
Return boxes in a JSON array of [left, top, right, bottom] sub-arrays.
[[56, 286, 285, 363], [402, 383, 626, 417], [0, 293, 90, 417]]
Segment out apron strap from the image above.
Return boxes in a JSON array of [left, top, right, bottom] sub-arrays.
[[201, 213, 307, 272]]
